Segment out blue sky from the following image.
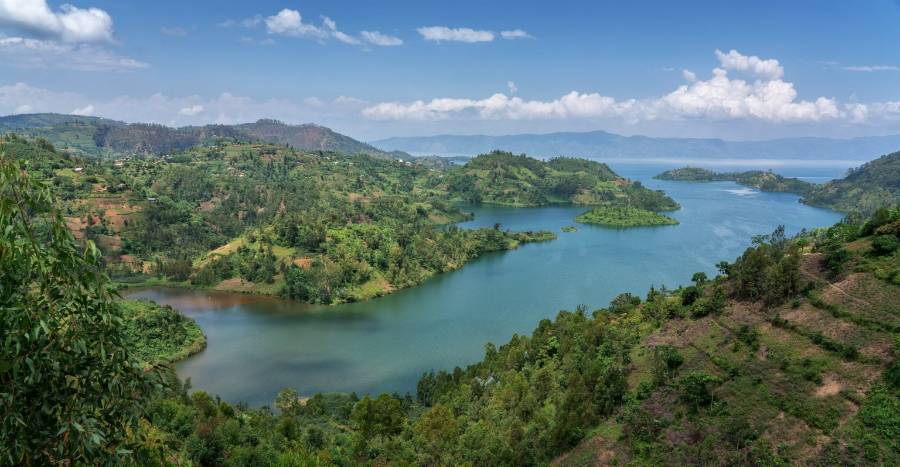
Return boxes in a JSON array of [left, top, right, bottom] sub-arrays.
[[1, 0, 899, 140]]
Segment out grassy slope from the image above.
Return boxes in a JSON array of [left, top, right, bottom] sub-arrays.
[[555, 237, 899, 466]]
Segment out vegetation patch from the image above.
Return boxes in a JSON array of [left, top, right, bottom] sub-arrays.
[[576, 205, 679, 227]]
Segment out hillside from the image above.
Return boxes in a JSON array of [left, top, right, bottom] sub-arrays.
[[655, 167, 815, 195], [1, 136, 553, 305], [5, 132, 899, 465], [132, 207, 900, 464], [0, 113, 402, 158], [373, 130, 900, 161], [440, 150, 680, 212], [803, 151, 900, 217]]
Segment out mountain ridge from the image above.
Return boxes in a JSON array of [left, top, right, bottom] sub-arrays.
[[0, 113, 402, 159], [372, 129, 900, 161]]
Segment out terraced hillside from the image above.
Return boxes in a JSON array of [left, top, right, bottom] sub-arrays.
[[556, 222, 900, 466]]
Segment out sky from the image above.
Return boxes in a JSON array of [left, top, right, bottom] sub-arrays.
[[0, 0, 899, 141]]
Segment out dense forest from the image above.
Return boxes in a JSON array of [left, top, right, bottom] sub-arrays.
[[4, 145, 897, 465]]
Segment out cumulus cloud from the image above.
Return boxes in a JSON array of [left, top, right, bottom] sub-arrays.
[[0, 37, 147, 71], [417, 26, 494, 43], [265, 9, 326, 38], [0, 0, 113, 42], [507, 81, 518, 94], [500, 29, 532, 39], [361, 49, 894, 125], [360, 30, 402, 46], [714, 49, 784, 79]]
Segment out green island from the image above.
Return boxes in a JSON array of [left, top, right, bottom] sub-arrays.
[[576, 205, 680, 227], [561, 225, 578, 232], [4, 145, 899, 465], [654, 166, 815, 194], [656, 153, 900, 219]]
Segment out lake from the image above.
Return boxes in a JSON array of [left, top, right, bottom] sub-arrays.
[[125, 162, 846, 406]]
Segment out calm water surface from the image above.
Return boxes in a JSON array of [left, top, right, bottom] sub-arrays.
[[126, 163, 845, 405]]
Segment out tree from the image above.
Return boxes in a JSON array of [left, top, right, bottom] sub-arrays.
[[0, 156, 158, 464]]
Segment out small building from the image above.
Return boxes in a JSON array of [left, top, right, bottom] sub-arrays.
[[147, 197, 157, 203], [73, 167, 83, 173]]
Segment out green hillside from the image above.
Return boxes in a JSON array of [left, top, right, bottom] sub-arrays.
[[3, 136, 898, 465], [0, 113, 403, 158], [1, 136, 553, 305], [443, 150, 680, 211], [803, 151, 900, 217]]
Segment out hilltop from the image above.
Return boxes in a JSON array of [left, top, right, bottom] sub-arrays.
[[0, 113, 403, 159], [439, 150, 679, 210]]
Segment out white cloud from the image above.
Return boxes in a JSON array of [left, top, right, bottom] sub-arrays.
[[417, 26, 494, 43], [265, 9, 326, 38], [178, 104, 204, 116], [0, 0, 113, 42], [843, 65, 899, 72], [14, 103, 31, 113], [0, 36, 147, 71], [507, 81, 518, 94], [360, 30, 402, 46], [71, 104, 94, 116], [322, 16, 360, 45], [500, 29, 532, 39], [361, 49, 882, 124], [715, 49, 783, 79]]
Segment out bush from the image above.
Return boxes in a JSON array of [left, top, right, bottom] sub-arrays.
[[872, 235, 899, 256], [679, 372, 721, 412]]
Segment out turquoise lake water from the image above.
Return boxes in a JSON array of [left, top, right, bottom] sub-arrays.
[[125, 163, 845, 406]]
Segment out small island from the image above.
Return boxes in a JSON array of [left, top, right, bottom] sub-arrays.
[[654, 167, 813, 195], [575, 205, 679, 227], [561, 226, 578, 233]]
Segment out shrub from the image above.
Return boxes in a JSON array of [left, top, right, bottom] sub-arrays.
[[872, 235, 899, 256]]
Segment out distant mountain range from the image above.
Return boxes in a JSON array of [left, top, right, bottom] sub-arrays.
[[0, 113, 403, 158], [372, 130, 900, 161]]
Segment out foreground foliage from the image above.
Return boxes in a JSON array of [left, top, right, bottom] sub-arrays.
[[0, 155, 158, 465]]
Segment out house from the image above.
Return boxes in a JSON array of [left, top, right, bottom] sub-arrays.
[[74, 167, 83, 173]]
